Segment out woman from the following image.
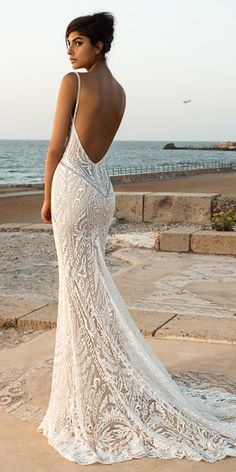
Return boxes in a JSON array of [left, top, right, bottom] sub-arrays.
[[38, 11, 236, 466]]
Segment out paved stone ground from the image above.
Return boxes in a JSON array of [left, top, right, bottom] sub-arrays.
[[1, 331, 236, 471], [1, 225, 236, 470], [0, 229, 130, 303], [1, 228, 236, 341]]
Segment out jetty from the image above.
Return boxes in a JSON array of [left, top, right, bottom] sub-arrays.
[[164, 141, 236, 151]]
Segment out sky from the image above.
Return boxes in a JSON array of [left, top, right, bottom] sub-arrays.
[[1, 0, 236, 141]]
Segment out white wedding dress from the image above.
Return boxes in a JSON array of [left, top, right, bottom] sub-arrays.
[[37, 71, 236, 465]]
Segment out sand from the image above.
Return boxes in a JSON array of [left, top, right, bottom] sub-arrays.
[[0, 171, 236, 224], [113, 170, 236, 194]]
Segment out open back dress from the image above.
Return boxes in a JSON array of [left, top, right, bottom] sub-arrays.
[[37, 71, 236, 465]]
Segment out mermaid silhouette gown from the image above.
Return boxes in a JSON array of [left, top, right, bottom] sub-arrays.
[[37, 71, 236, 465]]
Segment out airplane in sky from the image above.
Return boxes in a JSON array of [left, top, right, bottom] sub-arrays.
[[183, 99, 191, 104]]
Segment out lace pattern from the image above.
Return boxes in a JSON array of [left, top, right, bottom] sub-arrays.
[[37, 71, 236, 465]]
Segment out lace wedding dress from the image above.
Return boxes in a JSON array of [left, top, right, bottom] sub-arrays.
[[37, 71, 236, 465]]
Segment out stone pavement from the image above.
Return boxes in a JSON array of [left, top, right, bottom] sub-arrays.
[[1, 228, 236, 470], [1, 332, 236, 471], [1, 230, 236, 342]]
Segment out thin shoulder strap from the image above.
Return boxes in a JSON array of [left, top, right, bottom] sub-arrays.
[[73, 72, 80, 124]]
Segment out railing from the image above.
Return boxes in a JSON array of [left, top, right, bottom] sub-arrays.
[[106, 160, 236, 176]]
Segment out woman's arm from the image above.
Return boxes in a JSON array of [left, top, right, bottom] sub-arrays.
[[43, 72, 77, 203]]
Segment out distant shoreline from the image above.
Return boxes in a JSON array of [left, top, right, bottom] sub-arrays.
[[164, 141, 236, 151]]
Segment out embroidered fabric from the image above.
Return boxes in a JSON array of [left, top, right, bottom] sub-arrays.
[[37, 71, 236, 465]]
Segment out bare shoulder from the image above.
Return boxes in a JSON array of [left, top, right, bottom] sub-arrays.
[[113, 76, 126, 93], [121, 85, 126, 103], [59, 72, 78, 101], [114, 77, 126, 105], [119, 83, 126, 100], [118, 82, 126, 111], [60, 71, 78, 84], [62, 71, 78, 79]]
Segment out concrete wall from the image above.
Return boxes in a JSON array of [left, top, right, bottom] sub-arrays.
[[110, 166, 234, 185]]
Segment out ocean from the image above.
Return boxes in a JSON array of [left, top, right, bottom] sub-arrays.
[[1, 140, 236, 185]]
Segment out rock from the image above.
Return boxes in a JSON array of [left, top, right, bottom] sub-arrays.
[[163, 143, 176, 149], [108, 232, 159, 251]]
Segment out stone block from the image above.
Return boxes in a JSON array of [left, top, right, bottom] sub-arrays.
[[129, 310, 176, 337], [114, 192, 145, 223], [160, 227, 199, 252], [154, 314, 236, 343], [0, 299, 48, 327], [21, 224, 53, 232], [191, 231, 236, 255], [143, 192, 220, 224], [17, 303, 57, 329], [0, 223, 31, 232]]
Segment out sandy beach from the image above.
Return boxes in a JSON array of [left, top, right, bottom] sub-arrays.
[[114, 170, 236, 195], [0, 170, 236, 224]]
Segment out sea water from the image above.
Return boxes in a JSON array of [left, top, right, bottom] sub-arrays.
[[0, 140, 236, 185]]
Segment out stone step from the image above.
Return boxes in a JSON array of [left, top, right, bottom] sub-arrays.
[[191, 230, 236, 255], [153, 313, 236, 344], [1, 301, 235, 344], [160, 228, 236, 255]]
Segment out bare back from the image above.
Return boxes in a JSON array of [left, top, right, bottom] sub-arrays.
[[73, 71, 126, 164]]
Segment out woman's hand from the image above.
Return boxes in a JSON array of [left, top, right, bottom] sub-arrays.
[[41, 200, 52, 224]]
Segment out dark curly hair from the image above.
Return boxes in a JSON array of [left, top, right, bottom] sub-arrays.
[[65, 12, 115, 61]]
